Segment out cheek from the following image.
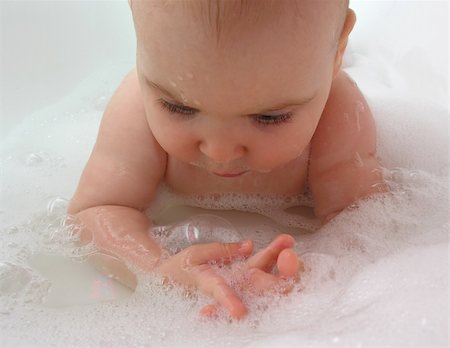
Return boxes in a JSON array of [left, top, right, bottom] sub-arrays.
[[254, 129, 308, 167], [147, 109, 198, 159], [252, 113, 321, 169]]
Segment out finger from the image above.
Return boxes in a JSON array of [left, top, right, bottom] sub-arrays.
[[246, 268, 294, 295], [199, 303, 218, 318], [188, 240, 253, 265], [196, 266, 247, 319], [246, 234, 295, 271], [277, 248, 304, 280]]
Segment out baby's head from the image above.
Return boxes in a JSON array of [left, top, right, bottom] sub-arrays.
[[129, 0, 355, 174]]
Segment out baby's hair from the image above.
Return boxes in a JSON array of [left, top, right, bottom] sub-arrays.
[[190, 0, 348, 46], [132, 0, 349, 49]]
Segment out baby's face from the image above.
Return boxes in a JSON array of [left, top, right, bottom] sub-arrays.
[[131, 0, 346, 175]]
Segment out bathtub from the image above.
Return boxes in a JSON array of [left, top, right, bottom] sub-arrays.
[[1, 1, 448, 347]]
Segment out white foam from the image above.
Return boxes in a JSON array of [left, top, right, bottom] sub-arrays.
[[1, 1, 449, 347]]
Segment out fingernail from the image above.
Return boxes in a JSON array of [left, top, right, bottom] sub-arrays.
[[200, 304, 218, 318], [238, 240, 251, 253]]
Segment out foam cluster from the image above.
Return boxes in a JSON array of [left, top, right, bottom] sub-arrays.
[[1, 2, 449, 346]]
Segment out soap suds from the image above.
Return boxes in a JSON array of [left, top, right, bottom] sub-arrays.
[[1, 2, 448, 347]]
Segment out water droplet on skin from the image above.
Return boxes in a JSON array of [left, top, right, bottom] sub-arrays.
[[169, 80, 177, 88], [355, 114, 361, 131], [186, 72, 194, 79], [177, 75, 183, 81], [115, 163, 128, 177], [180, 93, 188, 103], [354, 101, 365, 132], [193, 99, 201, 106], [354, 152, 364, 167]]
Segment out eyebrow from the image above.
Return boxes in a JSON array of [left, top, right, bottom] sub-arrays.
[[147, 79, 183, 103], [146, 79, 316, 115]]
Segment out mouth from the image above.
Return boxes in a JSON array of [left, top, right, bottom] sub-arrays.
[[212, 170, 249, 178]]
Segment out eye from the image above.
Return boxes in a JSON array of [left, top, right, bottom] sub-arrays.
[[157, 98, 197, 116], [253, 112, 293, 126]]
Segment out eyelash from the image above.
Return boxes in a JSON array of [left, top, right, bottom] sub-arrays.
[[158, 98, 196, 115], [253, 113, 293, 126], [157, 98, 293, 126]]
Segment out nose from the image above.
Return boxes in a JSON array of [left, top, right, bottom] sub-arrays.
[[198, 134, 246, 164]]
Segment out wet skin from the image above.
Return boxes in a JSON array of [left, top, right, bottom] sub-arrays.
[[68, 1, 386, 319]]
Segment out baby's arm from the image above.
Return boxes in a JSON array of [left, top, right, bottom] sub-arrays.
[[67, 69, 254, 318], [309, 70, 387, 222], [68, 68, 167, 284]]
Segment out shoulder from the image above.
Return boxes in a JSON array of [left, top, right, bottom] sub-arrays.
[[95, 67, 167, 173], [308, 70, 384, 220], [310, 70, 377, 173], [69, 68, 167, 214]]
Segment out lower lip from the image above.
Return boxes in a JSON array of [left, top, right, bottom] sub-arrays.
[[212, 171, 248, 178]]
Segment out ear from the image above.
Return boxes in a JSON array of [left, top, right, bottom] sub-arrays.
[[333, 9, 356, 77]]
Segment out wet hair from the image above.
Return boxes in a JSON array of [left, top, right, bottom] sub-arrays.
[[185, 0, 348, 33], [132, 0, 349, 48]]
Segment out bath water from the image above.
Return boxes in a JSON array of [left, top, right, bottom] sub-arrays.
[[1, 2, 449, 347]]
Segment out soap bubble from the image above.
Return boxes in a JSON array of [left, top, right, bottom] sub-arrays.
[[46, 196, 69, 215], [25, 152, 46, 166], [151, 214, 243, 253]]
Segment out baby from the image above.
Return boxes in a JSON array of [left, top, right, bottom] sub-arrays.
[[68, 0, 385, 319]]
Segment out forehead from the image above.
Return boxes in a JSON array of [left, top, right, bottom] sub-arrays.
[[132, 0, 339, 110], [132, 0, 342, 48]]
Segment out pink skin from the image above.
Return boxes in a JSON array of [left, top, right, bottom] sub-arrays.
[[130, 1, 347, 175], [200, 234, 301, 319], [156, 233, 301, 320], [68, 0, 383, 320], [126, 0, 350, 319]]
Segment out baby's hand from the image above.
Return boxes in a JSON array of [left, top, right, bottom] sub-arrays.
[[155, 240, 253, 319], [200, 234, 303, 318], [244, 234, 302, 294]]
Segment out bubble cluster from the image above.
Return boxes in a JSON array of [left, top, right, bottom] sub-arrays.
[[148, 186, 319, 233], [1, 2, 449, 345], [151, 214, 243, 253], [4, 160, 447, 347]]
